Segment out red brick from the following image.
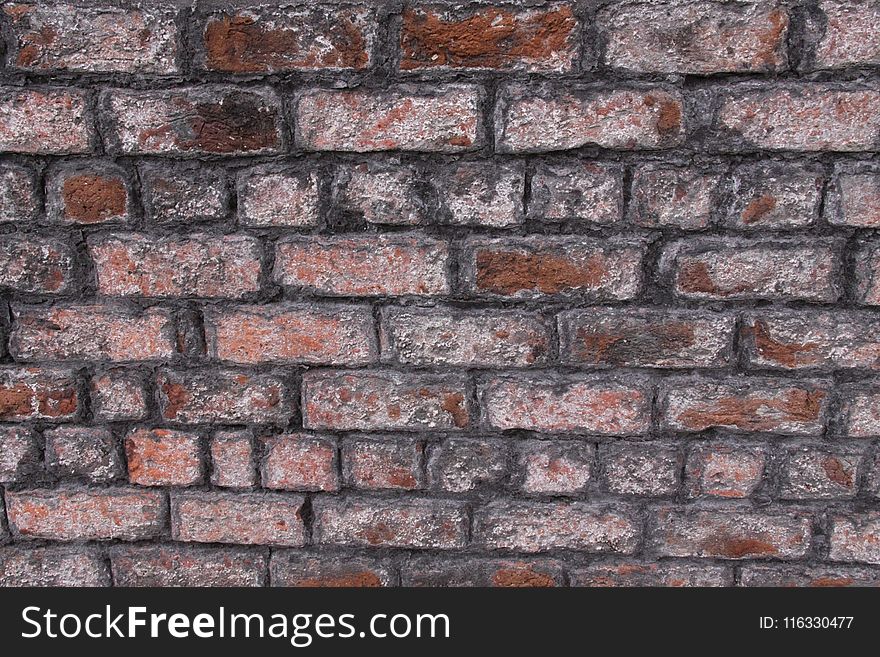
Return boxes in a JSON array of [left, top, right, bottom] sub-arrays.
[[201, 6, 375, 73], [830, 512, 880, 564], [812, 0, 880, 69], [158, 369, 291, 425], [47, 165, 130, 225], [90, 370, 149, 422], [89, 233, 262, 299], [205, 303, 376, 366], [653, 508, 812, 559], [10, 304, 176, 362], [600, 1, 788, 73], [400, 557, 564, 587], [102, 86, 282, 156], [496, 85, 684, 153], [0, 88, 92, 154], [529, 162, 623, 225], [630, 166, 722, 230], [826, 167, 880, 227], [110, 546, 266, 587], [381, 306, 549, 367], [210, 431, 256, 489], [726, 162, 823, 230], [600, 443, 680, 496], [571, 562, 731, 587], [0, 236, 75, 294], [486, 560, 565, 587], [45, 427, 121, 483], [558, 308, 734, 368], [433, 162, 524, 227], [685, 442, 768, 499], [140, 163, 229, 225], [302, 370, 469, 431], [854, 240, 880, 305], [663, 238, 840, 302], [342, 437, 423, 491], [237, 167, 320, 227], [839, 384, 880, 437], [295, 85, 483, 152], [0, 426, 39, 483], [461, 237, 644, 300], [262, 434, 338, 492], [0, 547, 109, 587], [401, 3, 578, 72], [274, 235, 449, 297], [0, 367, 78, 422], [740, 564, 880, 587], [480, 374, 651, 435], [780, 446, 862, 500], [516, 440, 594, 496], [125, 428, 203, 487], [6, 487, 166, 541], [271, 553, 394, 587], [0, 163, 38, 223], [427, 438, 508, 493], [334, 163, 426, 226], [475, 501, 640, 553], [661, 377, 829, 435], [314, 497, 468, 549], [172, 491, 305, 547]]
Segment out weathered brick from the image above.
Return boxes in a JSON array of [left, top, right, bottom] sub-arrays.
[[661, 377, 829, 435], [0, 237, 75, 294], [111, 546, 266, 587], [558, 308, 734, 368], [854, 240, 880, 305], [0, 426, 39, 483], [662, 238, 840, 302], [204, 303, 376, 366], [400, 557, 564, 587], [830, 512, 880, 564], [90, 370, 148, 422], [780, 446, 862, 499], [485, 560, 565, 587], [0, 88, 92, 154], [125, 428, 203, 487], [314, 497, 468, 549], [726, 162, 823, 230], [0, 367, 79, 421], [237, 167, 320, 227], [333, 163, 426, 226], [740, 564, 880, 587], [262, 434, 338, 492], [381, 306, 549, 367], [630, 167, 722, 230], [600, 1, 788, 74], [400, 3, 578, 72], [529, 162, 623, 225], [303, 370, 469, 431], [10, 304, 176, 362], [201, 6, 375, 72], [342, 437, 423, 491], [89, 233, 262, 299], [400, 558, 482, 586], [0, 163, 38, 223], [825, 166, 880, 227], [812, 0, 880, 69], [172, 491, 305, 547], [496, 85, 684, 153], [865, 452, 880, 498], [571, 562, 731, 587], [6, 487, 165, 541], [839, 384, 880, 437], [45, 427, 121, 483], [685, 442, 768, 499], [433, 162, 524, 227], [475, 501, 640, 553], [653, 508, 812, 559], [102, 87, 282, 156], [158, 369, 291, 425], [460, 237, 644, 300], [210, 430, 256, 489], [0, 547, 109, 587], [296, 86, 483, 152], [271, 552, 394, 587], [516, 439, 594, 496], [46, 164, 130, 225], [274, 235, 449, 297], [480, 374, 652, 435], [140, 163, 229, 225], [428, 438, 508, 493], [601, 443, 680, 497]]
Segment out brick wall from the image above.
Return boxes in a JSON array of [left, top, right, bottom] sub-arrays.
[[0, 0, 879, 587]]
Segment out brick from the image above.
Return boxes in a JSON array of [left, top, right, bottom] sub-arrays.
[[173, 491, 305, 547], [10, 304, 176, 362], [571, 562, 731, 587], [0, 367, 78, 421], [653, 508, 812, 559], [89, 233, 262, 299], [812, 0, 880, 69], [400, 558, 482, 586], [140, 163, 229, 225], [428, 438, 508, 493], [780, 446, 862, 500], [400, 557, 564, 587], [714, 87, 880, 151], [271, 553, 394, 587], [111, 546, 266, 587], [342, 437, 423, 491], [854, 240, 880, 305], [0, 426, 39, 483], [6, 487, 165, 541], [726, 162, 823, 230], [201, 6, 375, 73], [262, 434, 338, 492], [274, 235, 449, 297], [0, 236, 75, 294], [102, 87, 282, 156], [303, 370, 469, 431], [661, 377, 828, 435], [0, 163, 38, 223], [496, 85, 684, 153], [400, 3, 578, 72], [0, 547, 109, 587], [839, 385, 880, 437], [742, 311, 880, 370], [210, 431, 256, 489], [830, 512, 880, 564], [601, 443, 680, 497], [45, 427, 121, 483], [600, 1, 788, 74], [485, 560, 565, 587], [381, 306, 549, 367], [662, 238, 839, 302], [314, 497, 468, 549], [334, 163, 426, 226], [0, 88, 92, 154], [237, 167, 320, 227], [46, 164, 130, 225], [740, 564, 880, 587], [296, 86, 483, 152], [558, 308, 734, 368], [516, 440, 594, 496], [204, 303, 376, 366], [630, 167, 722, 230], [475, 501, 640, 553], [826, 168, 880, 227], [433, 162, 524, 227], [685, 442, 768, 499], [460, 236, 644, 300], [529, 162, 623, 225], [91, 370, 148, 422], [3, 2, 177, 73], [158, 369, 291, 425], [480, 374, 651, 435], [125, 428, 203, 487], [865, 452, 880, 498]]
